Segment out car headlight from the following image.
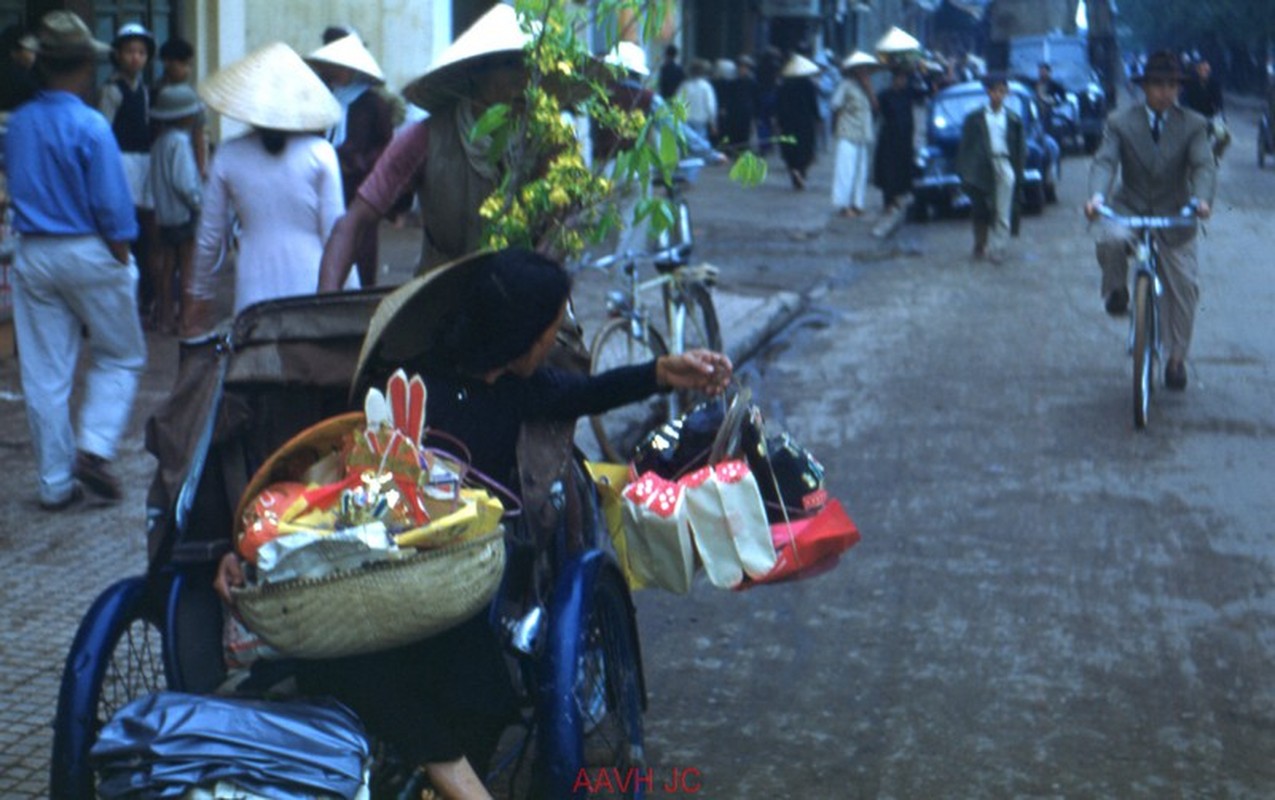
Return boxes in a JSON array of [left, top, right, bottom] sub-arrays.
[[934, 115, 949, 130]]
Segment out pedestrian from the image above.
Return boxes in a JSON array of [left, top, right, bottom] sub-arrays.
[[1084, 50, 1216, 391], [152, 37, 208, 176], [0, 24, 37, 110], [956, 72, 1026, 263], [98, 22, 157, 326], [677, 57, 718, 141], [720, 55, 757, 153], [873, 66, 918, 214], [776, 53, 821, 190], [317, 4, 536, 288], [830, 51, 880, 218], [306, 34, 394, 288], [188, 42, 346, 328], [147, 84, 203, 336], [754, 47, 782, 156], [658, 43, 685, 100], [4, 11, 147, 508]]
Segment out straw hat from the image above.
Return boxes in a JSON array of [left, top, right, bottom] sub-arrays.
[[875, 26, 921, 55], [150, 83, 202, 120], [198, 42, 341, 132], [604, 40, 650, 78], [306, 34, 385, 84], [352, 251, 492, 400], [31, 11, 111, 60], [781, 54, 820, 78], [841, 50, 881, 72], [402, 3, 529, 112]]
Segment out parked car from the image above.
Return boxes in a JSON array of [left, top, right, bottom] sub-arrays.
[[911, 80, 1059, 221], [1009, 34, 1108, 152]]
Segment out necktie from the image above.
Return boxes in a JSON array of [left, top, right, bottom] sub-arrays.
[[1152, 112, 1163, 144]]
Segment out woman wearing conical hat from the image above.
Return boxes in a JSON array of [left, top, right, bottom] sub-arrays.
[[775, 52, 821, 190], [306, 33, 394, 288], [186, 42, 348, 329], [318, 4, 534, 289], [830, 51, 881, 217]]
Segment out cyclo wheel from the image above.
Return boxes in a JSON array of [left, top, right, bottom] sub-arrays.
[[51, 576, 169, 799], [545, 565, 647, 798], [589, 318, 669, 463], [1132, 273, 1155, 430]]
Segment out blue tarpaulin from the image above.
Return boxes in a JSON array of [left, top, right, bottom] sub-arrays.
[[90, 692, 369, 799]]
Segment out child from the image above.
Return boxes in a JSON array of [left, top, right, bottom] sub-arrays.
[[153, 37, 208, 176], [99, 22, 157, 323], [147, 84, 203, 335]]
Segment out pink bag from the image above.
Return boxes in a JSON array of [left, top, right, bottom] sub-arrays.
[[741, 498, 860, 588], [681, 460, 777, 589], [620, 472, 695, 593]]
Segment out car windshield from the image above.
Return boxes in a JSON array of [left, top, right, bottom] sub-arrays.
[[931, 91, 1030, 132]]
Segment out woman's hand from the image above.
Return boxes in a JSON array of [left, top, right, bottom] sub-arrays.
[[656, 349, 733, 395], [213, 551, 245, 607]]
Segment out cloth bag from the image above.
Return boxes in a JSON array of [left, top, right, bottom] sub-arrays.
[[620, 471, 695, 593], [680, 460, 777, 588]]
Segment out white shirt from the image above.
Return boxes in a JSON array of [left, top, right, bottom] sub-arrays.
[[677, 77, 718, 128], [984, 105, 1009, 156]]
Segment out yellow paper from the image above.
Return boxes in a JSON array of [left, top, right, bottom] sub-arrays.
[[393, 488, 504, 549]]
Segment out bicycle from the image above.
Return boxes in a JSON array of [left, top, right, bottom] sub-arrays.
[[578, 159, 723, 462], [1093, 203, 1199, 429]]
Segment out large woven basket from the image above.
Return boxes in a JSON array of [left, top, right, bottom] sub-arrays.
[[232, 530, 506, 659]]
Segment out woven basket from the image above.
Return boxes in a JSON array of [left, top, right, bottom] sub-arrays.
[[232, 530, 506, 659]]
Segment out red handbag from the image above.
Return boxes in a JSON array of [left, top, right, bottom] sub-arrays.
[[739, 497, 860, 588]]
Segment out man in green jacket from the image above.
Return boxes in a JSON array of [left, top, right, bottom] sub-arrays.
[[957, 73, 1025, 263]]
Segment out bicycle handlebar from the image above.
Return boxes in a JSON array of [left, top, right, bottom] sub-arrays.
[[576, 243, 692, 274], [1093, 203, 1199, 229]]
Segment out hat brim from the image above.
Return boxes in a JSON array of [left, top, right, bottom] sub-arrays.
[[37, 40, 112, 59], [352, 251, 493, 401], [150, 104, 202, 120], [402, 49, 524, 111]]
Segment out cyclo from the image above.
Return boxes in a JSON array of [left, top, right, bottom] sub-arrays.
[[50, 282, 648, 798]]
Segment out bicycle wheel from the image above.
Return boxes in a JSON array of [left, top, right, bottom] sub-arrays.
[[51, 576, 168, 799], [666, 280, 723, 415], [590, 318, 669, 463], [545, 566, 646, 798], [1131, 273, 1155, 430]]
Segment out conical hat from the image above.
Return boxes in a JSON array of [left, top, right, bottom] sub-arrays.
[[876, 26, 920, 54], [402, 4, 529, 111], [199, 42, 341, 131], [781, 54, 820, 78], [306, 34, 385, 84], [604, 41, 650, 77], [842, 50, 881, 71]]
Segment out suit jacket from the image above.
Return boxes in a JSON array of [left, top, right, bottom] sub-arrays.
[[956, 106, 1026, 196], [1088, 103, 1216, 236]]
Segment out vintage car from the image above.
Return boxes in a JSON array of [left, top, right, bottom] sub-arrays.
[[1010, 34, 1108, 152], [911, 80, 1059, 221]]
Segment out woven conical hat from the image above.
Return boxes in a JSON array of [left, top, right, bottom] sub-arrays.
[[199, 42, 341, 132], [402, 4, 529, 111], [306, 34, 385, 84], [842, 50, 882, 71], [782, 54, 820, 78], [876, 26, 920, 54]]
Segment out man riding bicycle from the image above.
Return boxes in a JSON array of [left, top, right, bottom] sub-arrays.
[[1084, 50, 1216, 391]]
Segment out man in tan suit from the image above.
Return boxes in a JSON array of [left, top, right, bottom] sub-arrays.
[[1085, 50, 1216, 391], [957, 72, 1026, 263]]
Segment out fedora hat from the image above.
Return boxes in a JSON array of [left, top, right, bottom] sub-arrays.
[[31, 11, 111, 60], [781, 53, 820, 78], [306, 34, 385, 84], [604, 41, 650, 78], [402, 4, 529, 112], [150, 83, 202, 120], [198, 42, 341, 132], [875, 26, 920, 55], [841, 50, 881, 72], [1134, 50, 1186, 84]]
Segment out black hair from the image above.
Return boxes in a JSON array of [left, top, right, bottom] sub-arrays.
[[35, 54, 92, 81], [259, 129, 289, 155], [159, 37, 193, 62]]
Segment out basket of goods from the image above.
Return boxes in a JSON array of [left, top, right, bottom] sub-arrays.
[[230, 369, 510, 658]]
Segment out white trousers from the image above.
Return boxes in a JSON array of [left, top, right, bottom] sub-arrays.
[[988, 156, 1016, 256], [12, 236, 147, 503], [831, 139, 871, 211]]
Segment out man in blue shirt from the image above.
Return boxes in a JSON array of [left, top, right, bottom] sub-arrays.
[[4, 11, 146, 509]]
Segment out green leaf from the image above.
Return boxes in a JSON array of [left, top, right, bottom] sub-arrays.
[[470, 104, 510, 142], [729, 152, 768, 187]]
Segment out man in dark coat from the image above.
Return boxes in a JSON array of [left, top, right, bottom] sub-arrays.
[[957, 73, 1026, 262]]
